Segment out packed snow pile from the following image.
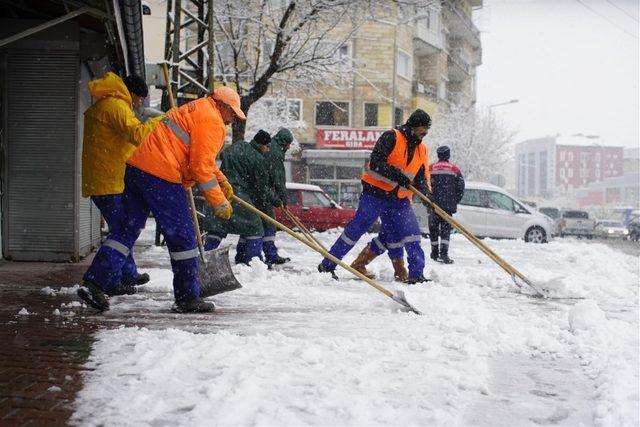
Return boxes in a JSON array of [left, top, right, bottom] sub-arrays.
[[72, 229, 638, 426]]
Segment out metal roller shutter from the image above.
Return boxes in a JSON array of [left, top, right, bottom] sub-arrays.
[[6, 50, 79, 260]]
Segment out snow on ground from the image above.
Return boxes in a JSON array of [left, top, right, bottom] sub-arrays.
[[71, 220, 639, 426]]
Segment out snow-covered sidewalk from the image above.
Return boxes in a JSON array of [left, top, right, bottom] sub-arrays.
[[70, 222, 638, 426]]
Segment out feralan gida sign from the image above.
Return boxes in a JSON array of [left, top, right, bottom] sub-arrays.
[[316, 128, 385, 149]]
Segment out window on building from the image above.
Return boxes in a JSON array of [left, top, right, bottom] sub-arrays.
[[560, 168, 565, 178], [397, 50, 412, 79], [394, 108, 403, 126], [560, 151, 565, 161], [580, 153, 588, 163], [308, 164, 334, 180], [595, 152, 601, 162], [142, 4, 151, 15], [568, 152, 574, 161], [364, 103, 378, 127], [315, 101, 349, 126], [336, 166, 362, 180], [580, 168, 587, 178], [263, 98, 302, 122], [568, 168, 573, 178]]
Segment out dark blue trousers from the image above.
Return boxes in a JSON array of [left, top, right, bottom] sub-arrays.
[[91, 195, 139, 283], [84, 166, 200, 302], [204, 233, 263, 264], [320, 193, 425, 278], [262, 228, 279, 262]]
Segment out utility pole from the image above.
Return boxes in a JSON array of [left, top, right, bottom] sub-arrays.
[[163, 0, 215, 107]]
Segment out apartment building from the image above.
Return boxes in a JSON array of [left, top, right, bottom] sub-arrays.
[[286, 0, 484, 206], [142, 1, 484, 207], [515, 135, 624, 200]]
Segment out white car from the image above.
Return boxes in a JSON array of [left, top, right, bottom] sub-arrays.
[[415, 182, 554, 243]]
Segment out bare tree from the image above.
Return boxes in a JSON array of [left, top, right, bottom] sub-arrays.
[[211, 0, 378, 140], [429, 105, 516, 182], [244, 95, 307, 138]]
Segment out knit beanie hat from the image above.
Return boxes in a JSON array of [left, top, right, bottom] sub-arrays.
[[405, 109, 432, 128], [123, 75, 149, 98], [437, 145, 451, 160], [253, 130, 271, 145]]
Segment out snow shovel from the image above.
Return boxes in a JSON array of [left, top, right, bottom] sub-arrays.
[[283, 208, 328, 252], [409, 185, 546, 297], [234, 195, 421, 315], [161, 62, 241, 298]]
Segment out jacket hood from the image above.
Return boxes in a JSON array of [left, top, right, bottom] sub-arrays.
[[269, 128, 293, 161], [88, 72, 132, 105]]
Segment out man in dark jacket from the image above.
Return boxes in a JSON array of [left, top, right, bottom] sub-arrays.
[[318, 109, 432, 284], [259, 128, 293, 266], [202, 130, 281, 264], [428, 145, 465, 264]]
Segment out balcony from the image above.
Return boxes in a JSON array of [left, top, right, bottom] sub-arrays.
[[443, 0, 481, 47], [413, 18, 444, 56], [447, 47, 471, 81], [414, 81, 438, 99]]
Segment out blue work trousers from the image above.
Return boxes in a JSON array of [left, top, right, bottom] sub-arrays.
[[320, 193, 425, 278], [91, 195, 139, 283], [262, 229, 279, 262], [84, 166, 200, 302], [204, 233, 263, 264]]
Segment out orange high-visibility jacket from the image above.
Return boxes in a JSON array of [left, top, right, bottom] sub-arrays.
[[127, 97, 228, 207], [361, 129, 429, 199]]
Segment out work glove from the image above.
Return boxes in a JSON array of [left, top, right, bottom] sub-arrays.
[[220, 180, 234, 201], [213, 200, 233, 220]]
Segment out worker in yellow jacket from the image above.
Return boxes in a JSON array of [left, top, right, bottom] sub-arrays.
[[81, 72, 162, 292]]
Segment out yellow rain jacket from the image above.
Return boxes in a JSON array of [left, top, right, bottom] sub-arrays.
[[81, 72, 162, 197]]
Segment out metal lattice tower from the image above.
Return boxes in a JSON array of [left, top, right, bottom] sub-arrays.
[[163, 0, 215, 106]]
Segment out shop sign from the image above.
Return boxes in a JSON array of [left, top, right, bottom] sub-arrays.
[[316, 128, 385, 149]]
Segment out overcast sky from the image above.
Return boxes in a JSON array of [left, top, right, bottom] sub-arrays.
[[476, 0, 639, 149]]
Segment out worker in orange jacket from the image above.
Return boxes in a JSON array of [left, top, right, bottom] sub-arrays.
[[79, 86, 245, 313]]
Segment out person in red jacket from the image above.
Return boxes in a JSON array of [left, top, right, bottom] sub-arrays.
[[429, 146, 465, 264], [79, 86, 245, 313]]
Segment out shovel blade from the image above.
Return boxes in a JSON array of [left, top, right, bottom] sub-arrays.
[[392, 290, 422, 315], [198, 246, 243, 298]]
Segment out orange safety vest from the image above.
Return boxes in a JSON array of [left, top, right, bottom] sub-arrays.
[[127, 96, 228, 208], [361, 129, 429, 199]]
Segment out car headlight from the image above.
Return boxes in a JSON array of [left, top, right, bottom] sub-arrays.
[[624, 230, 629, 235], [608, 229, 614, 234]]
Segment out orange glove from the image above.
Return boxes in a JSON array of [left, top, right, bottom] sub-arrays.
[[220, 180, 234, 201], [213, 200, 233, 220]]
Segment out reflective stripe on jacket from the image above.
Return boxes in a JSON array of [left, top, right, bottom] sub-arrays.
[[361, 129, 428, 199], [127, 96, 228, 207], [81, 72, 162, 197]]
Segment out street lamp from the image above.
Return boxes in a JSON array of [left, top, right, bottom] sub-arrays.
[[488, 99, 519, 108]]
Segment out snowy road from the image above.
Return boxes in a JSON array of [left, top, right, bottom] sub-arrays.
[[67, 221, 639, 426]]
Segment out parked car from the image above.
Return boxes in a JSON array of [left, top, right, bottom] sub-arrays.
[[559, 210, 595, 238], [595, 220, 629, 239], [275, 183, 356, 231], [414, 182, 554, 243], [538, 207, 561, 236]]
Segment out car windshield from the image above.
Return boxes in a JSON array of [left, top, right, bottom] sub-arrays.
[[539, 208, 559, 219], [302, 190, 334, 208], [601, 221, 623, 227], [563, 211, 589, 219]]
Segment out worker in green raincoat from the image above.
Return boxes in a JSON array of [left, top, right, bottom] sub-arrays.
[[257, 128, 294, 265], [202, 130, 282, 264]]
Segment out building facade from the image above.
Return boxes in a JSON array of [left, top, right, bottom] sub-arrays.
[[515, 135, 625, 201], [286, 0, 484, 207]]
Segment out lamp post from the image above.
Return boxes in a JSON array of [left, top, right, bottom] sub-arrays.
[[488, 99, 519, 108]]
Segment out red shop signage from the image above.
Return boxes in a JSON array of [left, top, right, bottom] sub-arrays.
[[316, 128, 385, 149]]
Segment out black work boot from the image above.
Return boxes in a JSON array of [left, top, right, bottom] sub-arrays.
[[430, 244, 439, 262], [317, 263, 339, 280], [77, 281, 110, 311], [440, 246, 453, 264], [172, 297, 215, 313], [123, 273, 150, 286], [404, 275, 432, 285], [104, 283, 138, 296], [267, 255, 291, 265]]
